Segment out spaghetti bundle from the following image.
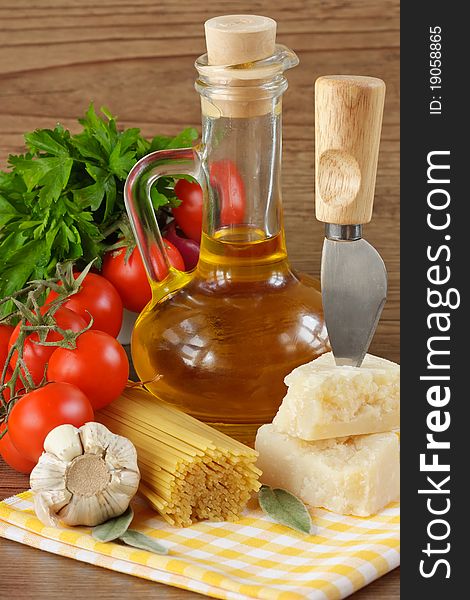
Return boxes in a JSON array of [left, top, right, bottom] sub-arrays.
[[98, 387, 261, 527]]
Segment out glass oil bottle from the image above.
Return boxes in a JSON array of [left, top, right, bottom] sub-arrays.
[[124, 15, 329, 443]]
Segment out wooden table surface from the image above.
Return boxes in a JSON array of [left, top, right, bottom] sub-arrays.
[[0, 0, 400, 597]]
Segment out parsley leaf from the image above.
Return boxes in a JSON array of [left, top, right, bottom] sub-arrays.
[[0, 104, 199, 315]]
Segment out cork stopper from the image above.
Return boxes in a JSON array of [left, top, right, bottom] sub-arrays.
[[205, 15, 276, 66], [200, 15, 281, 118]]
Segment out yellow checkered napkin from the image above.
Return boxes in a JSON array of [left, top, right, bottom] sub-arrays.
[[0, 491, 399, 600]]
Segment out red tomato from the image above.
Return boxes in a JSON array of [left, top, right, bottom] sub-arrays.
[[153, 238, 185, 280], [173, 179, 203, 242], [47, 272, 123, 337], [209, 159, 246, 226], [173, 161, 246, 242], [0, 422, 36, 474], [0, 324, 14, 370], [8, 307, 87, 387], [47, 330, 129, 410], [102, 240, 185, 313], [8, 382, 94, 462]]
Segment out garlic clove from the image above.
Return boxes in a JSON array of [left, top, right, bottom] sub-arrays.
[[98, 486, 134, 521], [30, 453, 68, 492], [58, 493, 108, 527], [105, 434, 139, 471], [109, 468, 140, 499], [78, 422, 112, 457], [44, 424, 83, 462], [33, 490, 72, 527]]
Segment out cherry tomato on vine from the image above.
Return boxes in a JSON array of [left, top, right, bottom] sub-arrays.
[[1, 324, 14, 370], [173, 161, 246, 242], [102, 240, 184, 313], [47, 272, 123, 337], [0, 422, 36, 474], [8, 382, 94, 463], [173, 179, 203, 243], [209, 159, 246, 226], [47, 330, 129, 410], [152, 238, 185, 280], [8, 307, 87, 386]]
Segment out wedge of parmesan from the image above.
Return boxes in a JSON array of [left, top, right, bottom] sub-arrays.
[[255, 424, 400, 516], [272, 352, 399, 440]]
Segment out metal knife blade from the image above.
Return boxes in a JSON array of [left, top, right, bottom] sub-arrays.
[[321, 235, 387, 367]]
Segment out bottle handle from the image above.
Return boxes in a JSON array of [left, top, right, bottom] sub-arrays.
[[124, 147, 202, 287]]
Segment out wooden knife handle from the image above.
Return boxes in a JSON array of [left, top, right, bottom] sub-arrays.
[[315, 75, 385, 225]]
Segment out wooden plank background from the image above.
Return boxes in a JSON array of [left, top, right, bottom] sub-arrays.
[[0, 0, 400, 597]]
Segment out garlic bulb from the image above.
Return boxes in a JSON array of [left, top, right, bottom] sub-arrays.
[[30, 422, 140, 527]]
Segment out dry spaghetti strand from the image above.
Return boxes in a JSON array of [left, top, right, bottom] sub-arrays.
[[98, 386, 261, 527]]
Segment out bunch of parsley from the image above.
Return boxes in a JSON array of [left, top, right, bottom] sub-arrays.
[[0, 104, 197, 315]]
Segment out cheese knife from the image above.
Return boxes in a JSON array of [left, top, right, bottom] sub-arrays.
[[315, 75, 387, 367]]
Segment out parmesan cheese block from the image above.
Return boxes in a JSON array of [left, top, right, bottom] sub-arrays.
[[273, 352, 399, 440], [255, 424, 400, 516]]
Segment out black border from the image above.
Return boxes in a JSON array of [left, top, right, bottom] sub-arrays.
[[401, 3, 466, 594]]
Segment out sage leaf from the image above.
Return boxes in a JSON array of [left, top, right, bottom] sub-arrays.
[[120, 530, 168, 555], [258, 485, 313, 535], [92, 506, 134, 542]]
